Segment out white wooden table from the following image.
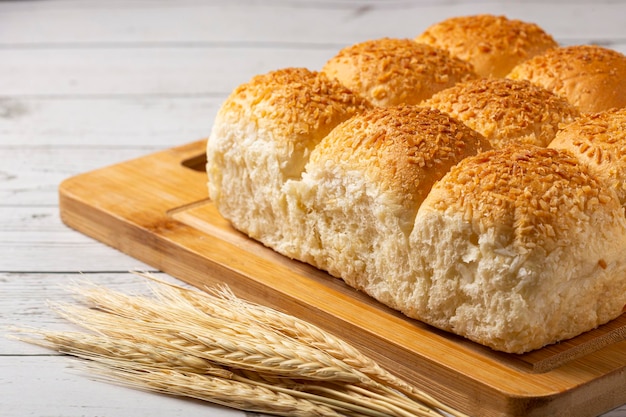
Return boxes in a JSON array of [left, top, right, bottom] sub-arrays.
[[1, 1, 625, 416]]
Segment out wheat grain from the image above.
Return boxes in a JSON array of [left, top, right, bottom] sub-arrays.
[[126, 273, 462, 417], [13, 328, 430, 417], [86, 362, 348, 417], [51, 301, 370, 384], [9, 275, 468, 417]]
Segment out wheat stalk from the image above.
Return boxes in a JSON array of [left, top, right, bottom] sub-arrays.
[[12, 327, 434, 417], [130, 272, 464, 417], [53, 294, 443, 416], [47, 306, 434, 417], [62, 282, 450, 416], [8, 274, 467, 417], [13, 329, 387, 417], [50, 300, 369, 384]]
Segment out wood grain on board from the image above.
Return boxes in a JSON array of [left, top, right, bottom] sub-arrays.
[[59, 140, 626, 417]]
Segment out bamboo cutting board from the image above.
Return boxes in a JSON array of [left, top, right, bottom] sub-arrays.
[[59, 140, 626, 417]]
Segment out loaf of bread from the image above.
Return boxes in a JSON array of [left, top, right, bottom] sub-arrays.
[[206, 19, 626, 354], [507, 45, 626, 113], [415, 14, 558, 78]]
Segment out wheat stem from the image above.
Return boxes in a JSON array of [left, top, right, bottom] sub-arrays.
[[52, 303, 369, 384], [129, 274, 463, 417], [13, 327, 433, 417], [88, 362, 345, 417], [10, 276, 467, 417]]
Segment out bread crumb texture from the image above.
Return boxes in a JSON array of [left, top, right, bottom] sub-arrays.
[[416, 14, 557, 77], [286, 106, 490, 302], [322, 38, 477, 107], [422, 78, 580, 149], [507, 45, 626, 113], [550, 108, 626, 210], [207, 68, 370, 246], [410, 145, 626, 352]]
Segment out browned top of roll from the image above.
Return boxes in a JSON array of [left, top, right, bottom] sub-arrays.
[[422, 78, 580, 149], [549, 108, 626, 209], [426, 145, 620, 251], [507, 45, 626, 113], [219, 67, 371, 144], [321, 38, 477, 107], [213, 67, 372, 181], [415, 14, 557, 78], [308, 105, 490, 211]]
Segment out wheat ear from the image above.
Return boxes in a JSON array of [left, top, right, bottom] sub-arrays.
[[12, 327, 435, 417], [53, 293, 445, 417], [10, 275, 468, 417], [50, 301, 370, 384], [129, 272, 464, 417], [64, 281, 451, 417]]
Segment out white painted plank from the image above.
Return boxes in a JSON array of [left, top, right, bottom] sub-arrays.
[[0, 272, 187, 354], [1, 42, 625, 98], [0, 0, 625, 46], [0, 148, 170, 205], [0, 356, 246, 417], [1, 272, 140, 353], [2, 271, 626, 416], [0, 97, 218, 146], [0, 206, 154, 272], [0, 47, 334, 96]]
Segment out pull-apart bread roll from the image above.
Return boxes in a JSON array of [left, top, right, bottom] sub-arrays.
[[207, 67, 371, 253], [422, 78, 580, 149], [507, 45, 626, 113], [207, 62, 626, 355], [550, 108, 626, 210], [415, 14, 557, 78], [321, 38, 477, 107], [409, 146, 626, 353], [284, 106, 490, 308]]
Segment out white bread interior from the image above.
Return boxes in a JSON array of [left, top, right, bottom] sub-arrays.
[[283, 106, 490, 308], [408, 146, 626, 353]]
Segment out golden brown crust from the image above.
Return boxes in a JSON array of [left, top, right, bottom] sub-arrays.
[[507, 45, 626, 113], [428, 145, 618, 252], [321, 38, 477, 107], [219, 67, 371, 147], [422, 78, 580, 149], [415, 14, 557, 77], [309, 105, 490, 210], [549, 108, 626, 209]]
